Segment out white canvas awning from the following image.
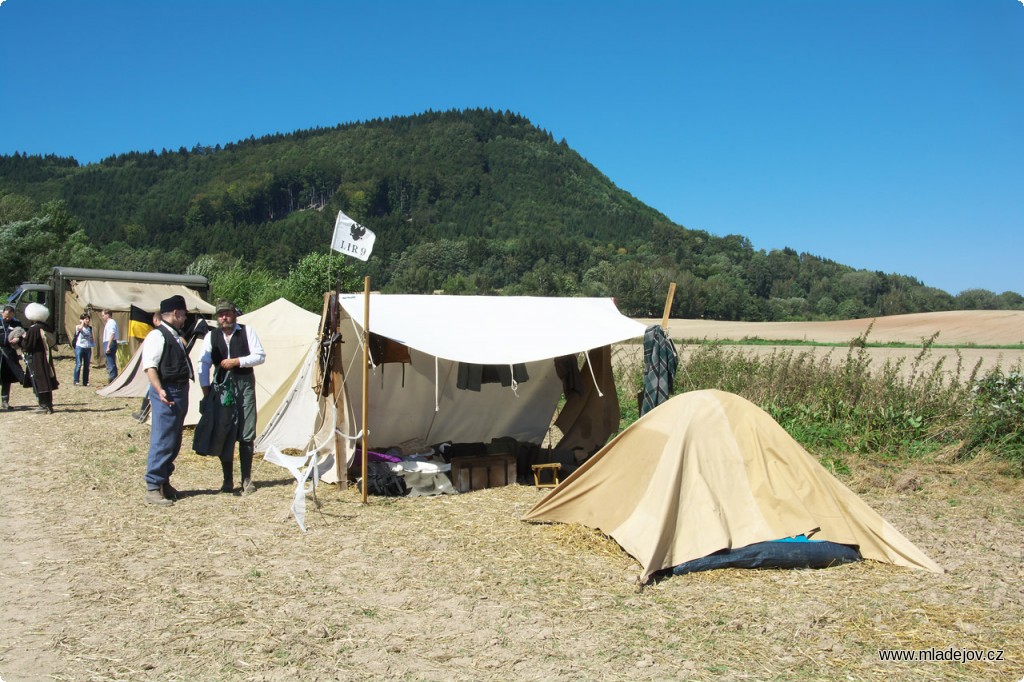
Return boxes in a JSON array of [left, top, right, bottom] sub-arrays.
[[338, 294, 647, 365]]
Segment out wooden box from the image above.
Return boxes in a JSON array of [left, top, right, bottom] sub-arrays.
[[449, 454, 517, 493]]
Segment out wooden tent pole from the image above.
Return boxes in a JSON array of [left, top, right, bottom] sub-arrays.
[[325, 291, 346, 488], [660, 282, 677, 331], [360, 276, 371, 504]]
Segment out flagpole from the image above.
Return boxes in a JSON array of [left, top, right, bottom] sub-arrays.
[[360, 275, 370, 504]]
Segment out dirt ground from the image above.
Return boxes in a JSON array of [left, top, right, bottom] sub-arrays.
[[1, 311, 1023, 681]]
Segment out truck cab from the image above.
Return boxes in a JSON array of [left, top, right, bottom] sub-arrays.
[[6, 283, 54, 328]]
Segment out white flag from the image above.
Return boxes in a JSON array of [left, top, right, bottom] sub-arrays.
[[330, 210, 376, 261]]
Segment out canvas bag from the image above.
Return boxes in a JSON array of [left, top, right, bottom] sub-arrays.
[[192, 374, 238, 457]]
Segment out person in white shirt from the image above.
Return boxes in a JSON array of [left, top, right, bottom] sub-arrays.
[[199, 299, 266, 494], [101, 309, 119, 381], [141, 296, 193, 507]]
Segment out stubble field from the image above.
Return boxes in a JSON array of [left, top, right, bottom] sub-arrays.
[[1, 310, 1022, 681]]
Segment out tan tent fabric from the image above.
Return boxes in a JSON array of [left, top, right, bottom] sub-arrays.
[[99, 298, 320, 438], [66, 280, 215, 355], [524, 389, 942, 580], [552, 346, 620, 455]]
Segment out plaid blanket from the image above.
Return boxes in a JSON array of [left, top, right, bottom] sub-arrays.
[[640, 325, 678, 416]]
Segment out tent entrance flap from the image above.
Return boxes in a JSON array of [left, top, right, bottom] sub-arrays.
[[341, 348, 564, 450]]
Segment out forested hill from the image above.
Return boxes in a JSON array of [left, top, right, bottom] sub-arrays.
[[1, 108, 1020, 319]]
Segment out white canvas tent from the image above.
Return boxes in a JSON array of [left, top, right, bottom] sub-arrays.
[[99, 298, 321, 436], [253, 293, 646, 528], [524, 389, 943, 580], [330, 294, 648, 451]]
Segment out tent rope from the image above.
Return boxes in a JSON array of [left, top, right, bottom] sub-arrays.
[[584, 349, 604, 398]]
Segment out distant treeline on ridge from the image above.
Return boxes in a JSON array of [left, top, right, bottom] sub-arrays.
[[1, 108, 1020, 318]]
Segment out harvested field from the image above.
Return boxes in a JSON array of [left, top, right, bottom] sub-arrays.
[[639, 310, 1024, 379], [2, 310, 1023, 681]]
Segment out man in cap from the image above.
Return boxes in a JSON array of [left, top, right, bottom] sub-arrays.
[[141, 295, 193, 506], [199, 299, 266, 494]]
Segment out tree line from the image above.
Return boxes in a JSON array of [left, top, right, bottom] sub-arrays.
[[1, 109, 1020, 317]]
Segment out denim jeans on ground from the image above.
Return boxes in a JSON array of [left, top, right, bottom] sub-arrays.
[[144, 382, 189, 490], [74, 347, 92, 385]]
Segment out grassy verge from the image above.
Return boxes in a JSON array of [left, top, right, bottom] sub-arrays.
[[614, 333, 1024, 473]]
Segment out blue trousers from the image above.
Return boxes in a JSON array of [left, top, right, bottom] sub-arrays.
[[74, 347, 92, 385], [145, 382, 189, 490], [105, 349, 118, 381]]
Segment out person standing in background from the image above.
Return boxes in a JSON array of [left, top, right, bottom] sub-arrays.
[[101, 309, 119, 381], [22, 303, 59, 414], [0, 305, 26, 410], [73, 312, 95, 386]]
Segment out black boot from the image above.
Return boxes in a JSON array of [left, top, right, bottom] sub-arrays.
[[239, 440, 256, 494], [219, 453, 235, 493]]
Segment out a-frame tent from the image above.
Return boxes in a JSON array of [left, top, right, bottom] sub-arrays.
[[99, 298, 320, 436], [524, 389, 943, 581]]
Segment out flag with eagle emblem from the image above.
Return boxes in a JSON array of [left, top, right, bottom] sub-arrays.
[[330, 210, 376, 261]]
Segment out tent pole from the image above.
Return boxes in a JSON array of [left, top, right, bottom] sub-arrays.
[[327, 291, 346, 489], [361, 276, 371, 504], [660, 282, 677, 331]]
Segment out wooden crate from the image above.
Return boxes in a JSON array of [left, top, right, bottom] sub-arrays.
[[449, 454, 517, 493]]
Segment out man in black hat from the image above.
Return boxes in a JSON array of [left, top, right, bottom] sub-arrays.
[[199, 298, 266, 494], [140, 295, 192, 506]]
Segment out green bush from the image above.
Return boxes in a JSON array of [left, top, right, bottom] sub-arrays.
[[962, 369, 1024, 464]]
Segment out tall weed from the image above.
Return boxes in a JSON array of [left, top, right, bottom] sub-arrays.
[[617, 334, 1023, 469]]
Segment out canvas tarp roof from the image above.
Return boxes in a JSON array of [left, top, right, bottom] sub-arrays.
[[65, 280, 215, 347], [338, 294, 645, 364], [335, 294, 647, 450], [99, 298, 321, 437], [524, 389, 942, 580]]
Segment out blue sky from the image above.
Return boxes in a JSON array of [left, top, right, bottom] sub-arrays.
[[2, 0, 1022, 296]]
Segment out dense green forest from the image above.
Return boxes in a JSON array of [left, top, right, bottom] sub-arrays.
[[1, 108, 1021, 316]]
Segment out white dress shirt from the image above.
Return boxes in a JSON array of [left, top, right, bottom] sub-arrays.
[[141, 323, 185, 370], [198, 323, 266, 388]]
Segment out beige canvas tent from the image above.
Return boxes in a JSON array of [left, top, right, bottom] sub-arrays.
[[255, 293, 648, 495], [99, 298, 321, 436], [66, 279, 215, 351], [524, 389, 943, 580]]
